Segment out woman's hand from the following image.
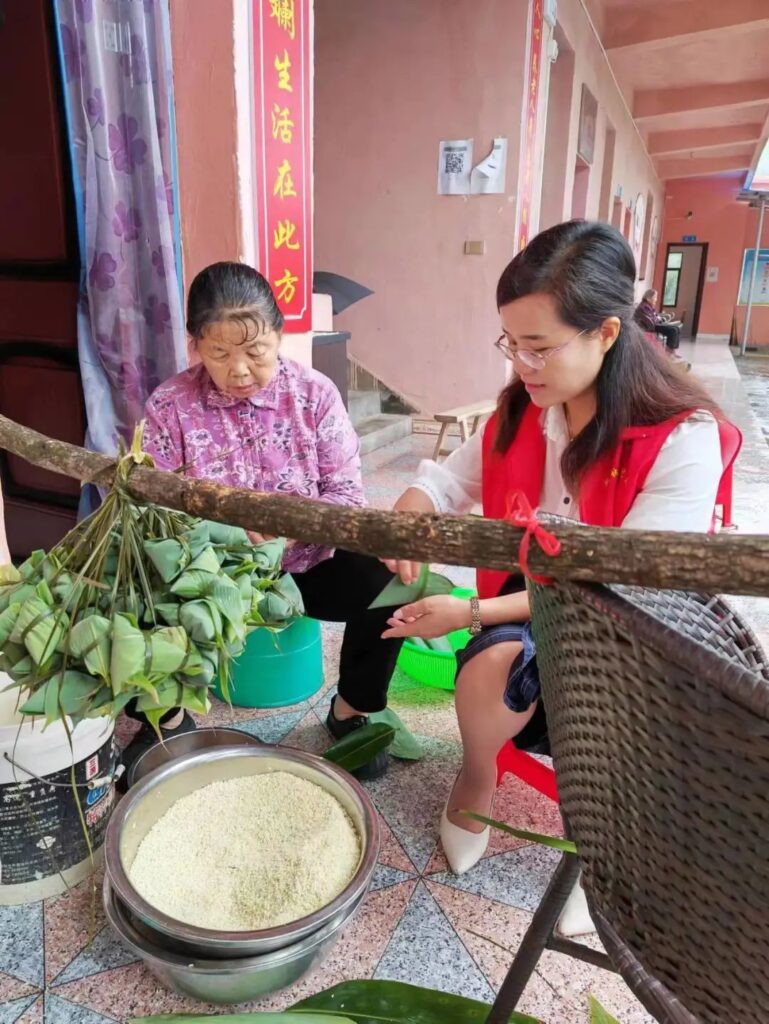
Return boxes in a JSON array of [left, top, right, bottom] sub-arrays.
[[382, 595, 471, 640], [382, 487, 436, 583], [381, 558, 423, 585], [247, 532, 296, 550], [247, 531, 276, 545]]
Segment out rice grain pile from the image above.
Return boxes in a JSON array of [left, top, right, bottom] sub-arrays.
[[127, 772, 360, 931]]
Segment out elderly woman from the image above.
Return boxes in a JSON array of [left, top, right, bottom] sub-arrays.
[[121, 262, 402, 778]]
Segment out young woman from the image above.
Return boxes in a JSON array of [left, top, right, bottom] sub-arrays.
[[384, 221, 739, 885], [123, 262, 403, 779]]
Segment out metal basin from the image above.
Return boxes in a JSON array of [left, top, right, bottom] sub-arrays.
[[126, 727, 265, 788], [104, 745, 379, 957], [104, 878, 364, 1004]]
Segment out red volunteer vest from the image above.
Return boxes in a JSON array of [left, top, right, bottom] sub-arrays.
[[477, 402, 741, 599]]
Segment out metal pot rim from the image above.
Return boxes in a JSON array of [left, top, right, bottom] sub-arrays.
[[105, 744, 379, 949], [126, 727, 265, 788], [103, 877, 362, 972]]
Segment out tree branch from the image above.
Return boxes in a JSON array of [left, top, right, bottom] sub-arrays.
[[1, 413, 767, 597]]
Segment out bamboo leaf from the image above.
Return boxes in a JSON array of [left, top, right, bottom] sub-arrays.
[[0, 563, 21, 586], [187, 548, 223, 575], [70, 614, 111, 679], [589, 996, 622, 1024], [369, 708, 423, 761], [10, 598, 69, 666], [462, 813, 578, 854], [294, 979, 542, 1023], [323, 723, 395, 772], [368, 569, 455, 610], [171, 569, 218, 600], [110, 613, 146, 694], [129, 1008, 358, 1022], [144, 538, 186, 583]]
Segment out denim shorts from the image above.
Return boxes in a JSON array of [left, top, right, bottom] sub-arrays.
[[454, 622, 540, 713]]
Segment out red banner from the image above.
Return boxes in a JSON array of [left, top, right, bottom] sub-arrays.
[[253, 0, 313, 332], [516, 0, 544, 253]]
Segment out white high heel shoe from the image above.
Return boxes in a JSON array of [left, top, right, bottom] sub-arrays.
[[556, 871, 596, 937], [439, 805, 490, 875]]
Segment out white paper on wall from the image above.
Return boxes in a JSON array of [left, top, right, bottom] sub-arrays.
[[437, 139, 473, 195]]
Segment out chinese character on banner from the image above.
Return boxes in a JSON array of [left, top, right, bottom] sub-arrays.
[[516, 0, 544, 253], [253, 0, 312, 332]]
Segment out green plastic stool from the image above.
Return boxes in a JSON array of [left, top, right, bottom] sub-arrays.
[[214, 617, 324, 709]]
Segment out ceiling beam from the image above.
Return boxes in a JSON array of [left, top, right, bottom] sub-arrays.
[[634, 80, 769, 123], [648, 124, 764, 157], [656, 151, 755, 180], [605, 0, 769, 54]]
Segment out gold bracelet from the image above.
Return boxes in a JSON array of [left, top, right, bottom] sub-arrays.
[[469, 596, 483, 636]]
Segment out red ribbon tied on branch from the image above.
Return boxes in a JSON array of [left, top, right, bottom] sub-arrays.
[[504, 491, 562, 585]]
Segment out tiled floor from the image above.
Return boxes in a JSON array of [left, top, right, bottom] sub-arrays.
[[2, 339, 766, 1024]]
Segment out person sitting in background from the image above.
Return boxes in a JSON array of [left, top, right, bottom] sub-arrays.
[[634, 288, 682, 355]]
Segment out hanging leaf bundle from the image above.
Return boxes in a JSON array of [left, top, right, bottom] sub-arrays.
[[0, 427, 304, 731]]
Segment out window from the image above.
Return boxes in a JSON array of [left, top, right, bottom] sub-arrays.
[[663, 251, 682, 306]]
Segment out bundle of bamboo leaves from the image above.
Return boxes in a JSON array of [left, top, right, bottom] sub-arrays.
[[0, 431, 303, 731]]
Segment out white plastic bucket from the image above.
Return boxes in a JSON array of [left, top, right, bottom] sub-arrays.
[[0, 673, 116, 904]]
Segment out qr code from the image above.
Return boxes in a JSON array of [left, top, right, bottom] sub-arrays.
[[444, 151, 465, 174]]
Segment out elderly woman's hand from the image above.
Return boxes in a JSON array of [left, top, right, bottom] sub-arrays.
[[248, 532, 296, 550], [382, 486, 438, 583]]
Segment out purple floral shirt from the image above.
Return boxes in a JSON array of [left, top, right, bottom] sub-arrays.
[[143, 358, 364, 573]]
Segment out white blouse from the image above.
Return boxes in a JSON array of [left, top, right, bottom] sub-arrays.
[[412, 406, 723, 532]]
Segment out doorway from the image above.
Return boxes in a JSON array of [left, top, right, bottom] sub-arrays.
[[661, 243, 708, 340], [0, 0, 84, 558]]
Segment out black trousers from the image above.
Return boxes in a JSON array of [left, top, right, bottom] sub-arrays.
[[126, 549, 402, 724], [656, 323, 680, 350], [292, 549, 403, 713]]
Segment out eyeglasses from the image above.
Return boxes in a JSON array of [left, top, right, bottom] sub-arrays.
[[494, 330, 588, 370]]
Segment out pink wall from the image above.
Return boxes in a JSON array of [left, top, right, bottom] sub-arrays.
[[315, 0, 665, 412], [169, 0, 242, 292], [314, 0, 528, 414], [655, 174, 769, 344], [554, 0, 664, 292]]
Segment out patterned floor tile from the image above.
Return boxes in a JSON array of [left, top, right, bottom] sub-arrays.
[[44, 875, 105, 985], [376, 814, 417, 874], [0, 906, 44, 988], [369, 865, 416, 891], [278, 708, 332, 756], [427, 880, 654, 1023], [53, 926, 139, 987], [232, 708, 306, 744], [13, 996, 43, 1024], [0, 997, 37, 1024], [52, 963, 216, 1020], [374, 881, 494, 1002], [363, 737, 461, 873], [0, 980, 36, 1007], [45, 994, 119, 1024], [255, 880, 417, 1011], [429, 844, 560, 913]]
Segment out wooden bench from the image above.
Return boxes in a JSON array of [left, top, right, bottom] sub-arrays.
[[432, 400, 496, 460]]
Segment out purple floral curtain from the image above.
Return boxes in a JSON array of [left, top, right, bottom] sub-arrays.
[[54, 0, 186, 461]]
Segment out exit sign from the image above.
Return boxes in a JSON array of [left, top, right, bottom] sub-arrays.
[[682, 235, 697, 242]]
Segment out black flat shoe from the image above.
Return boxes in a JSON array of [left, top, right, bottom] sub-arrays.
[[326, 696, 389, 781]]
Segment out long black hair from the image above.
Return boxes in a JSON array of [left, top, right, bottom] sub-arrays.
[[186, 262, 284, 341], [494, 220, 720, 490]]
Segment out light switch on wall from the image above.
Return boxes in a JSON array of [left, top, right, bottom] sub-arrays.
[[464, 241, 486, 255]]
